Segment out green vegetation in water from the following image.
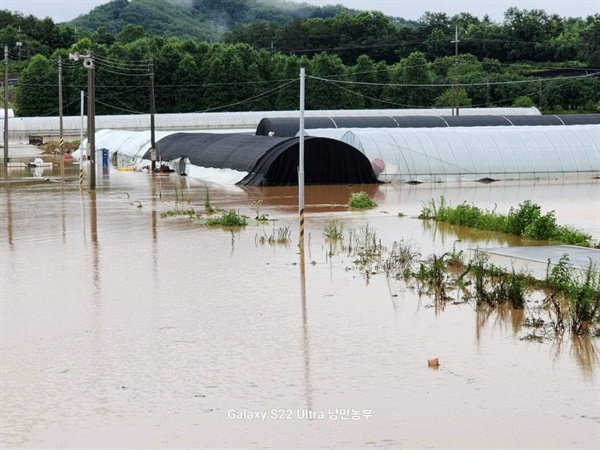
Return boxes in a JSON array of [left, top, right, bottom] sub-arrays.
[[324, 219, 344, 240], [173, 186, 192, 206], [327, 222, 600, 337], [348, 191, 377, 209], [251, 199, 269, 221], [419, 197, 594, 247], [160, 209, 198, 219], [205, 188, 215, 214], [205, 209, 248, 227], [545, 255, 600, 336], [347, 224, 385, 281], [256, 224, 292, 245]]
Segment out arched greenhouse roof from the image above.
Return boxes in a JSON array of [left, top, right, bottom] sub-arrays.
[[256, 114, 600, 137], [303, 125, 600, 183]]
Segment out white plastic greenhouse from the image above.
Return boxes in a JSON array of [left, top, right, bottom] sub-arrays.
[[303, 125, 600, 182], [1, 107, 541, 144]]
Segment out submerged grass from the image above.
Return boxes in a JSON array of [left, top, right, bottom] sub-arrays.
[[335, 222, 600, 337], [419, 197, 594, 247], [160, 209, 198, 219], [324, 219, 345, 240], [256, 224, 292, 245]]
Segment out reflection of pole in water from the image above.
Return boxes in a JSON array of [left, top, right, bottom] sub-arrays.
[[3, 184, 13, 246], [60, 184, 66, 243], [299, 245, 313, 413], [150, 175, 158, 285], [89, 191, 100, 295]]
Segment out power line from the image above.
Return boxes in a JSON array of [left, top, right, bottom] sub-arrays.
[[194, 79, 297, 113], [309, 71, 600, 88]]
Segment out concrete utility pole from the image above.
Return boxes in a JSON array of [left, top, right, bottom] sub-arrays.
[[58, 56, 64, 176], [69, 50, 96, 189], [452, 26, 460, 116], [148, 59, 157, 171], [3, 45, 9, 165], [88, 53, 96, 190], [298, 67, 305, 249]]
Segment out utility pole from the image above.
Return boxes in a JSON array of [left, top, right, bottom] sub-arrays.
[[3, 45, 9, 165], [88, 52, 96, 190], [148, 59, 156, 172], [69, 51, 95, 189], [58, 56, 64, 176], [452, 26, 460, 116], [298, 67, 305, 250]]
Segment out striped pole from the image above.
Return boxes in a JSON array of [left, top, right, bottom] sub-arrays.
[[298, 67, 305, 249], [79, 90, 84, 193]]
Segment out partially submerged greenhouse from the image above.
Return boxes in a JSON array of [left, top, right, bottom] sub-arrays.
[[91, 129, 378, 185], [88, 122, 599, 185], [302, 125, 600, 182]]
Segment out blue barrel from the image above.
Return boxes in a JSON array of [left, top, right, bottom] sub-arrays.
[[101, 148, 109, 167]]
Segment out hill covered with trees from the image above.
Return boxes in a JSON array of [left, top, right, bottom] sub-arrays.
[[69, 0, 354, 41], [1, 0, 599, 117]]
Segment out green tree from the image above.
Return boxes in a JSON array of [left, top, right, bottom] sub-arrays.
[[434, 88, 472, 107], [15, 54, 57, 116], [305, 52, 352, 109]]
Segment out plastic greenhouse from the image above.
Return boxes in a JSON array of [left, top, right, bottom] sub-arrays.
[[302, 125, 600, 183]]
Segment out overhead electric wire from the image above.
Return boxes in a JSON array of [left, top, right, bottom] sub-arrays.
[[309, 71, 600, 88], [194, 79, 297, 113]]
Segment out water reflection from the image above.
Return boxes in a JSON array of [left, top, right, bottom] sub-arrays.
[[241, 184, 380, 212], [552, 334, 599, 379], [475, 303, 525, 339], [299, 245, 313, 414], [89, 191, 101, 298], [421, 219, 524, 247], [3, 183, 13, 246]]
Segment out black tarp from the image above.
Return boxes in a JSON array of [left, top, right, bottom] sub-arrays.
[[255, 114, 600, 136], [147, 132, 378, 186]]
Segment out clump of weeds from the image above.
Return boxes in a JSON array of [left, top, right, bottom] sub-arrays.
[[205, 210, 248, 227], [251, 199, 269, 222], [544, 255, 600, 336], [324, 219, 345, 240], [256, 224, 292, 245], [205, 188, 215, 214], [348, 191, 377, 209]]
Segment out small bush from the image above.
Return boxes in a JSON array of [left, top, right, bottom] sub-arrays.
[[205, 210, 247, 227], [348, 191, 377, 209]]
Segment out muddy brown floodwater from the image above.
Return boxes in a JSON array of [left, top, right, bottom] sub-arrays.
[[1, 162, 599, 449]]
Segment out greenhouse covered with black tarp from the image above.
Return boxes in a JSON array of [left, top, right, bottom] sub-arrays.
[[256, 114, 600, 136], [139, 132, 377, 186]]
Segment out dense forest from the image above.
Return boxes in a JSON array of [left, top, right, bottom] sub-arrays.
[[1, 0, 599, 116]]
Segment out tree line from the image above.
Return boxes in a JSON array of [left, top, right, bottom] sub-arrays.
[[3, 7, 600, 116]]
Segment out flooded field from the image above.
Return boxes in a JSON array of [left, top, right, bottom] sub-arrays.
[[1, 162, 599, 449]]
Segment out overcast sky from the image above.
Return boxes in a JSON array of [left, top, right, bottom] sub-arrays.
[[0, 0, 598, 24]]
